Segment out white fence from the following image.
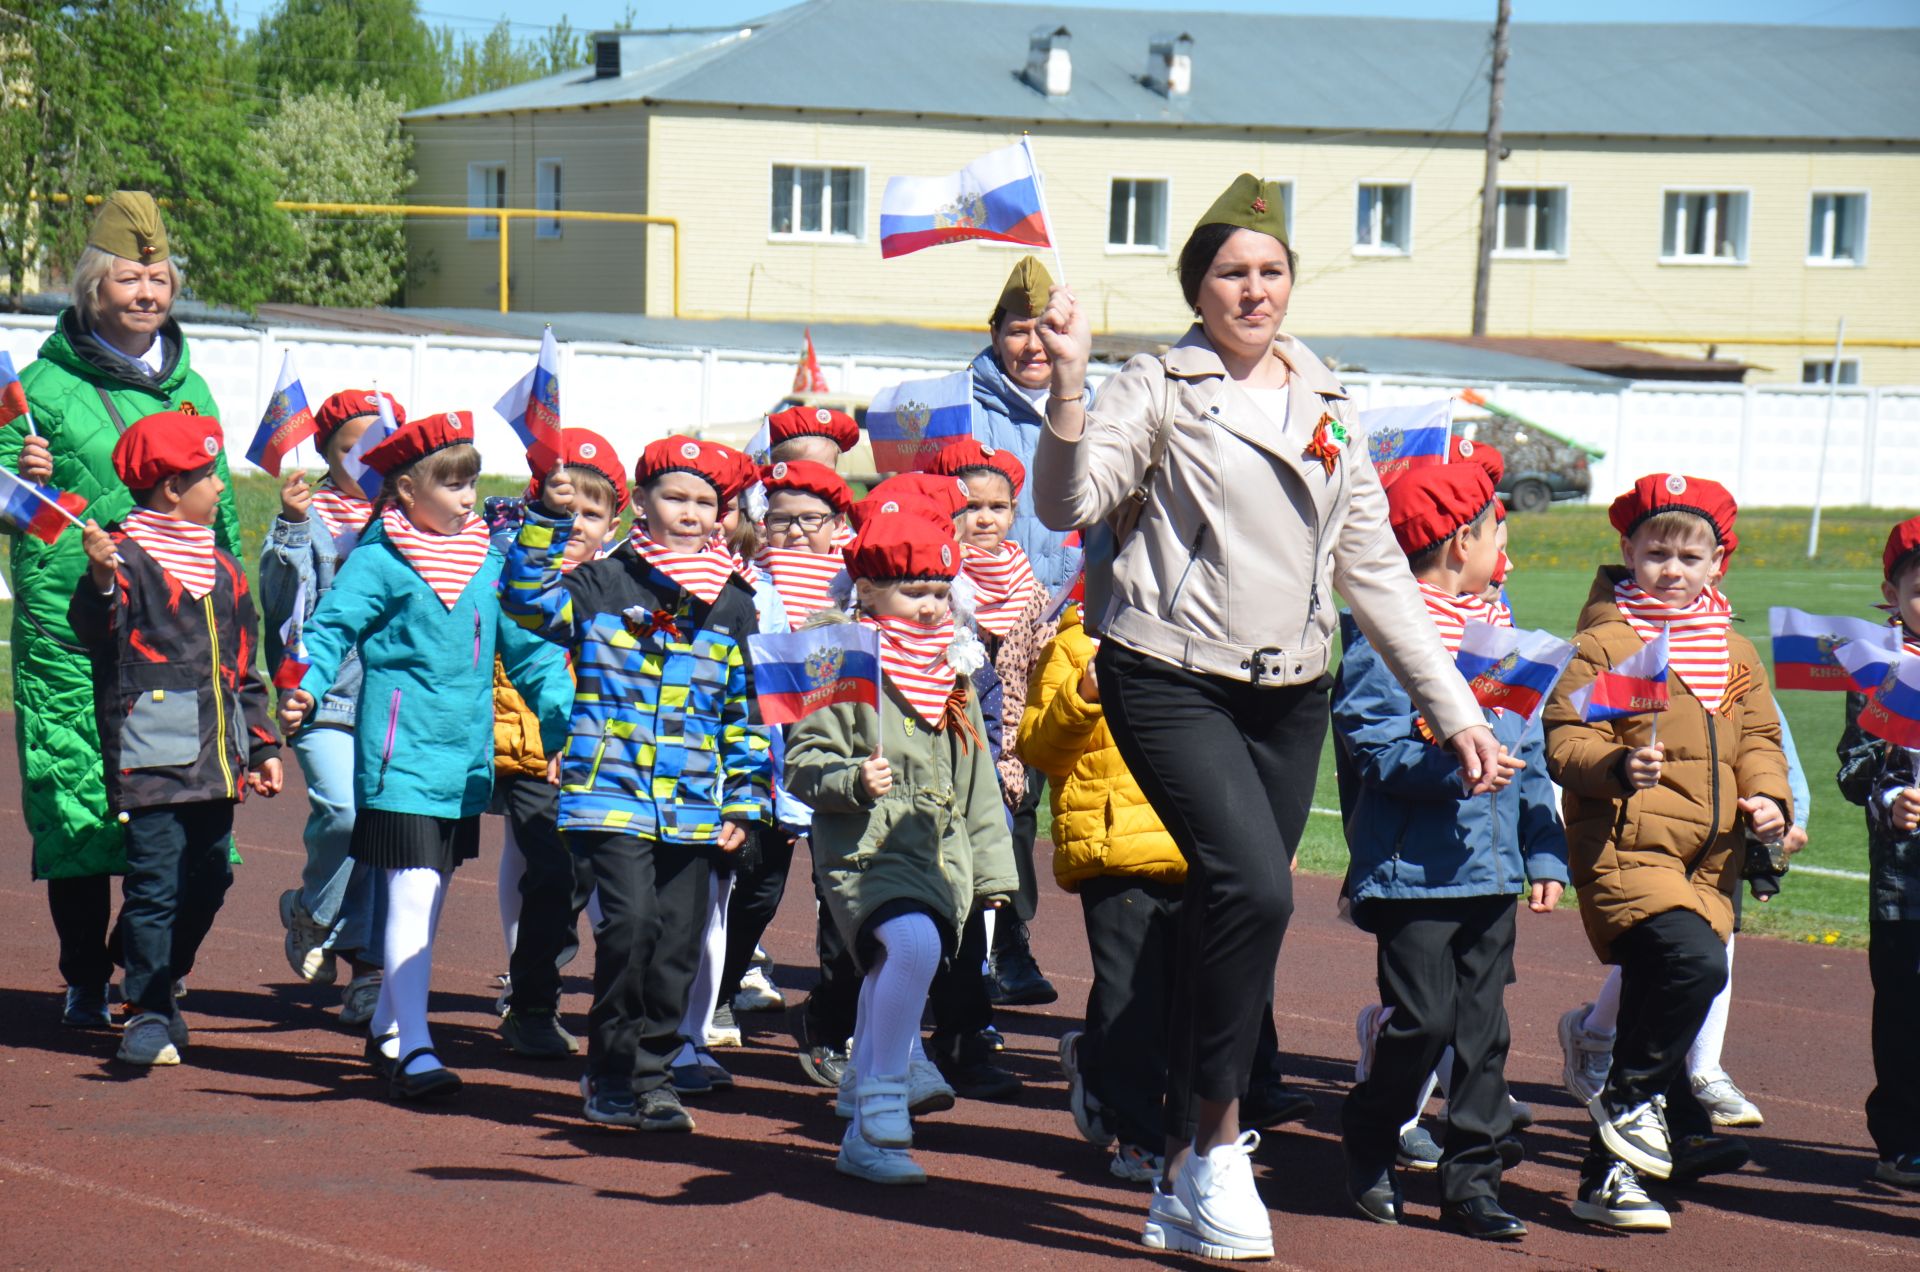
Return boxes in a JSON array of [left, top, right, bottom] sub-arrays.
[[3, 314, 1913, 509]]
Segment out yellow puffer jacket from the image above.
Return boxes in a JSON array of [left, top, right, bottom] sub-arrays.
[[493, 656, 548, 778], [1017, 605, 1186, 891]]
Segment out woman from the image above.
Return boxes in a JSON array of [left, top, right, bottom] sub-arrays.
[[2, 192, 243, 1027], [1031, 174, 1499, 1261]]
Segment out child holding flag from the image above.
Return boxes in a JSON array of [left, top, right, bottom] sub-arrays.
[[1333, 463, 1567, 1241], [1544, 473, 1792, 1232]]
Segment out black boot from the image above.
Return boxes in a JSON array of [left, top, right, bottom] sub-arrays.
[[988, 921, 1057, 1007], [929, 1028, 1022, 1101]]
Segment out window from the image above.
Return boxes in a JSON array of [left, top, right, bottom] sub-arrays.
[[770, 165, 863, 240], [467, 163, 506, 240], [1802, 359, 1860, 386], [1807, 192, 1866, 265], [1494, 186, 1567, 257], [1107, 178, 1168, 252], [535, 160, 562, 240], [1661, 190, 1748, 263], [1355, 184, 1412, 254], [1264, 179, 1297, 244]]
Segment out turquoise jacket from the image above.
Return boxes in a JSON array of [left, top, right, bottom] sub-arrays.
[[298, 520, 570, 819]]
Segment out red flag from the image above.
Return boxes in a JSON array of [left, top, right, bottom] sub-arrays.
[[792, 329, 828, 395]]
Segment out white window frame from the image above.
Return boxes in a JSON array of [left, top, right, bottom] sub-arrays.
[[1491, 184, 1569, 259], [1659, 187, 1751, 265], [1802, 358, 1861, 386], [1353, 182, 1415, 256], [535, 159, 563, 240], [767, 162, 867, 244], [1263, 177, 1298, 246], [1105, 176, 1172, 255], [466, 161, 507, 241], [1806, 189, 1868, 267]]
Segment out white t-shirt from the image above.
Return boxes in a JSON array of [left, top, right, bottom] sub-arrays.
[[1243, 386, 1291, 438]]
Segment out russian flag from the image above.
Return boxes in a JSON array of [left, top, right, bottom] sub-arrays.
[[1857, 651, 1920, 748], [1359, 399, 1451, 486], [273, 578, 310, 691], [747, 623, 882, 724], [341, 389, 399, 500], [494, 328, 562, 468], [1455, 622, 1575, 724], [1569, 629, 1670, 722], [0, 351, 32, 433], [879, 141, 1052, 259], [246, 351, 318, 477], [1770, 607, 1899, 693], [1834, 632, 1902, 697], [867, 368, 973, 473], [0, 465, 86, 544]]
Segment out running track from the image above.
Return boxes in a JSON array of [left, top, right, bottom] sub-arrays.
[[0, 728, 1914, 1270]]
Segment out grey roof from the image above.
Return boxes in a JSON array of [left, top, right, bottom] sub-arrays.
[[406, 0, 1920, 142]]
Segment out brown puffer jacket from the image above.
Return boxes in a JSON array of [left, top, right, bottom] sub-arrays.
[[1544, 567, 1792, 961]]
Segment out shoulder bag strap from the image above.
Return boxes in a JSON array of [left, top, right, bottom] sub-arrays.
[[95, 387, 130, 435]]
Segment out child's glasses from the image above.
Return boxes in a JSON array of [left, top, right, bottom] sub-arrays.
[[764, 512, 833, 533]]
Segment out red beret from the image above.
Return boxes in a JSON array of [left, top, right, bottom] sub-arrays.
[[843, 513, 959, 582], [112, 410, 225, 489], [528, 427, 628, 511], [1386, 464, 1496, 556], [635, 435, 755, 503], [1450, 435, 1504, 487], [1608, 473, 1737, 548], [315, 389, 405, 447], [761, 459, 853, 515], [1885, 516, 1920, 582], [850, 473, 970, 534], [927, 436, 1026, 498], [768, 405, 859, 453], [361, 411, 476, 477]]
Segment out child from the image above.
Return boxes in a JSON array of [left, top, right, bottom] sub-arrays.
[[1544, 473, 1792, 1232], [785, 512, 1019, 1184], [487, 428, 625, 1060], [767, 404, 860, 468], [281, 411, 569, 1101], [262, 389, 401, 1026], [1837, 514, 1920, 1190], [501, 434, 769, 1133], [1335, 464, 1566, 1241], [71, 410, 284, 1066]]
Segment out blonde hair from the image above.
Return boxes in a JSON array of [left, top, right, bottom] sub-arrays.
[[559, 464, 619, 518], [372, 443, 482, 518], [1631, 509, 1720, 548], [70, 246, 184, 329]]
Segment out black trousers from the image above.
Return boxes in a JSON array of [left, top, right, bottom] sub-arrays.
[[121, 802, 235, 1018], [719, 826, 798, 1003], [1081, 875, 1180, 1146], [569, 830, 709, 1093], [48, 874, 118, 988], [1868, 919, 1920, 1159], [995, 774, 1045, 932], [1098, 641, 1329, 1137], [501, 777, 594, 1016], [928, 905, 995, 1039], [804, 852, 862, 1046], [1342, 895, 1517, 1203], [1590, 908, 1725, 1161]]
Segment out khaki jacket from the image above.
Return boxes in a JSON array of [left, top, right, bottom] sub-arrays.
[[1031, 327, 1481, 744], [1544, 568, 1793, 960]]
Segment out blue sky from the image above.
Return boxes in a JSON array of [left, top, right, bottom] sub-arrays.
[[428, 0, 1917, 35]]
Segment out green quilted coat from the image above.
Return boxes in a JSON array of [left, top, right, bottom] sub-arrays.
[[1, 310, 241, 879]]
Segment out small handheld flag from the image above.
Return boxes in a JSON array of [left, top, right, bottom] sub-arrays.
[[747, 624, 882, 724], [792, 328, 828, 395], [341, 389, 399, 500], [1856, 652, 1920, 749], [0, 466, 87, 544], [1455, 622, 1575, 725], [273, 577, 311, 691], [495, 327, 562, 468], [1569, 628, 1670, 723], [246, 352, 318, 477], [1769, 607, 1900, 693], [1359, 399, 1451, 485], [866, 368, 973, 473], [879, 142, 1052, 259], [1834, 633, 1902, 696], [0, 351, 35, 436]]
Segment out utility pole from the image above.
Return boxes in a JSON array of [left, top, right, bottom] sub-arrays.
[[1471, 0, 1512, 338]]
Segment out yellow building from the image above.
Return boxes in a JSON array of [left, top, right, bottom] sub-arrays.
[[402, 2, 1920, 385]]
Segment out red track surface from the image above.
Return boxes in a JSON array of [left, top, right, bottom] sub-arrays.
[[1, 729, 1916, 1270]]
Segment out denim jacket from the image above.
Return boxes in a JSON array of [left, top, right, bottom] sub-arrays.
[[260, 513, 362, 731], [968, 346, 1083, 593]]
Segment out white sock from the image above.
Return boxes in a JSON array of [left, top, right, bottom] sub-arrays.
[[980, 907, 997, 974], [864, 913, 941, 1081], [1585, 966, 1623, 1037], [385, 867, 447, 1075], [1688, 936, 1734, 1082], [1432, 1047, 1455, 1103], [498, 822, 526, 961], [1402, 1068, 1444, 1135], [674, 870, 735, 1065]]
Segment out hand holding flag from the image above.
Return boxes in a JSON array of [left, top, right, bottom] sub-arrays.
[[246, 352, 318, 477], [747, 624, 882, 724]]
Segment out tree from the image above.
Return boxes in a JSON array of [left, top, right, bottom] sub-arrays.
[[251, 0, 445, 111], [0, 2, 111, 308], [430, 16, 589, 104], [250, 84, 413, 307]]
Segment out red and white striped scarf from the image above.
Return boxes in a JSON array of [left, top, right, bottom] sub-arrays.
[[1415, 580, 1501, 658], [1614, 578, 1733, 712], [309, 483, 372, 546], [121, 509, 218, 601], [381, 507, 491, 610], [756, 544, 843, 629], [868, 614, 963, 727], [962, 541, 1040, 638], [630, 525, 736, 605]]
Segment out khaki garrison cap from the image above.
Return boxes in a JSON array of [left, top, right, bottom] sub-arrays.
[[1195, 175, 1289, 244], [87, 191, 170, 263], [995, 255, 1054, 322]]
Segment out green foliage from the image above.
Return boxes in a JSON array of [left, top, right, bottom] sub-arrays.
[[249, 84, 414, 307], [429, 15, 588, 103], [250, 0, 446, 111]]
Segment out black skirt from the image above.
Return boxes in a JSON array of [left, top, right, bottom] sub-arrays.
[[351, 810, 480, 872]]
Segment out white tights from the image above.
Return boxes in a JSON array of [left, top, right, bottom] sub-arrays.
[[498, 823, 525, 960], [372, 866, 450, 1076], [847, 912, 942, 1133], [1584, 935, 1736, 1081], [674, 869, 735, 1066]]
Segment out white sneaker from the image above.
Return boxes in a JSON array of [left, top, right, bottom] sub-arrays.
[[1157, 1133, 1275, 1261], [836, 1122, 926, 1185], [836, 1059, 955, 1118], [1140, 1177, 1197, 1251], [116, 1013, 181, 1066], [338, 972, 381, 1028], [734, 961, 785, 1013], [1060, 1029, 1115, 1146], [1692, 1074, 1763, 1127], [1354, 1003, 1388, 1083], [1111, 1142, 1164, 1184], [854, 1076, 913, 1149], [1571, 1160, 1671, 1231], [1559, 1004, 1615, 1105], [1590, 1091, 1672, 1180]]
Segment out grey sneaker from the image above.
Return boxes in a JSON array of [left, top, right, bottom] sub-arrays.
[[1559, 1004, 1615, 1105], [1691, 1075, 1763, 1127], [1572, 1160, 1671, 1231], [338, 972, 381, 1028], [116, 1013, 181, 1066], [581, 1075, 644, 1127], [278, 889, 335, 986], [1059, 1029, 1114, 1146], [705, 1002, 743, 1048], [1396, 1124, 1443, 1172], [1591, 1092, 1672, 1180], [637, 1085, 695, 1132], [500, 1008, 579, 1059], [734, 957, 785, 1013], [62, 984, 112, 1029]]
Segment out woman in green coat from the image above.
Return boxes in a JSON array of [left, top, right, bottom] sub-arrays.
[[1, 192, 243, 1027]]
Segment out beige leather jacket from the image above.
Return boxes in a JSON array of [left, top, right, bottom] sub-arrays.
[[1032, 327, 1483, 744]]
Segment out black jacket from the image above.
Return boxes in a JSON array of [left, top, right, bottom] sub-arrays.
[[1837, 689, 1920, 922], [69, 530, 280, 813]]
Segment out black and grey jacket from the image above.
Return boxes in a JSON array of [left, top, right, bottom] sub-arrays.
[[1837, 689, 1920, 922]]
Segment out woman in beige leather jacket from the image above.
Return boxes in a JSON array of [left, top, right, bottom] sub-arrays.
[[1031, 174, 1500, 1260]]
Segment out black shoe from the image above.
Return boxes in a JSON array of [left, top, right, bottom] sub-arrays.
[[794, 1005, 850, 1089], [988, 946, 1058, 1007], [365, 1032, 398, 1080], [1346, 1155, 1402, 1225], [389, 1048, 462, 1101], [1442, 1197, 1527, 1241], [1242, 1080, 1315, 1129], [1497, 1134, 1525, 1169], [930, 1030, 1022, 1102], [1669, 1133, 1750, 1185]]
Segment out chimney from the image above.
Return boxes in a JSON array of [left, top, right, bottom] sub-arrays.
[[1146, 32, 1193, 98], [1024, 25, 1072, 97], [593, 32, 623, 78]]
